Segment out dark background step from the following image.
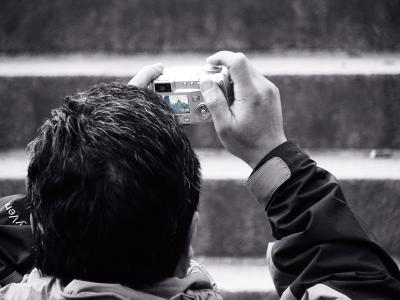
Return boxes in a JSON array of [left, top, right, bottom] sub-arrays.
[[1, 0, 399, 54], [1, 74, 399, 149], [2, 177, 399, 258]]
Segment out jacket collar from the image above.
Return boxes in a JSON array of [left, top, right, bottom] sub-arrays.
[[62, 260, 218, 299]]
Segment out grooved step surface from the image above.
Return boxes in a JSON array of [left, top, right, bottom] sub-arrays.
[[1, 150, 399, 257], [0, 54, 400, 149], [1, 54, 400, 76], [196, 257, 400, 299], [196, 257, 278, 300], [1, 0, 399, 53], [2, 149, 400, 181]]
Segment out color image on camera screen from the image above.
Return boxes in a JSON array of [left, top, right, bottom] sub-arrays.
[[164, 95, 190, 114]]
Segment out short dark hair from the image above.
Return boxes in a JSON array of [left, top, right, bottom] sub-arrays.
[[27, 83, 201, 285]]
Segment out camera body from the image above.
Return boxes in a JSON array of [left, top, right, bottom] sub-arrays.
[[151, 65, 232, 124]]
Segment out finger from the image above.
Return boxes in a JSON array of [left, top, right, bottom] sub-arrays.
[[206, 50, 239, 66], [128, 63, 164, 88], [206, 51, 253, 86], [200, 75, 231, 130]]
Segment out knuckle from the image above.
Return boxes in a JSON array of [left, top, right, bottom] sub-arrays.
[[261, 83, 279, 99], [234, 52, 247, 65], [231, 52, 250, 75], [235, 52, 247, 62]]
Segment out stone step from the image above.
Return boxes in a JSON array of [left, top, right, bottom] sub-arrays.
[[196, 257, 278, 300], [1, 54, 400, 150], [1, 149, 399, 259], [0, 0, 399, 53]]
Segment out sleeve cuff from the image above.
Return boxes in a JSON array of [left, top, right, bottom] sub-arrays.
[[245, 141, 309, 208], [245, 157, 291, 208]]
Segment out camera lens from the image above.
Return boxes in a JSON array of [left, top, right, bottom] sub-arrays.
[[155, 83, 172, 93]]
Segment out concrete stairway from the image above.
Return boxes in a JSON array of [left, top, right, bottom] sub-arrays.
[[1, 0, 399, 53], [1, 1, 400, 299], [1, 54, 400, 150]]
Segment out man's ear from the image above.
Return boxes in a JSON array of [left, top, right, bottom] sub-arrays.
[[188, 211, 200, 252], [174, 211, 200, 278]]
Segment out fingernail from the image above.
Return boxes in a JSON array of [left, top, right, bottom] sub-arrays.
[[152, 63, 164, 70]]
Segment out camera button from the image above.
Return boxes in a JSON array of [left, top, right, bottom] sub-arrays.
[[198, 104, 210, 120]]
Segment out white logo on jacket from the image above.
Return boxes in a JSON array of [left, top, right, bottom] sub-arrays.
[[4, 201, 27, 226]]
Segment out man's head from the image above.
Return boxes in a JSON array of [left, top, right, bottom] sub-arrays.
[[27, 82, 201, 285]]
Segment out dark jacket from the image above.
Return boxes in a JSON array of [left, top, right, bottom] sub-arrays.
[[245, 141, 400, 299], [0, 194, 33, 287]]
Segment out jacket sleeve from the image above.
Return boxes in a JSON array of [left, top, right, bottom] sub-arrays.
[[0, 194, 34, 287], [245, 141, 400, 300]]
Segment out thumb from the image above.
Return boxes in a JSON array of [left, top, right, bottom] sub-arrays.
[[200, 76, 231, 127], [128, 63, 164, 88]]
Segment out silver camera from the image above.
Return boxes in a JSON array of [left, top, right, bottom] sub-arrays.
[[151, 65, 233, 124]]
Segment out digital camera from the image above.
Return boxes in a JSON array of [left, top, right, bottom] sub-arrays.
[[151, 65, 233, 124]]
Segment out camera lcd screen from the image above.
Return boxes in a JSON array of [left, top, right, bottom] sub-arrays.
[[164, 95, 190, 114], [155, 83, 172, 93]]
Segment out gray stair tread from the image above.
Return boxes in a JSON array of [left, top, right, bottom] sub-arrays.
[[196, 256, 399, 295], [1, 151, 400, 258], [1, 149, 400, 180], [199, 149, 400, 180], [196, 257, 276, 294], [1, 54, 399, 150], [1, 53, 400, 77], [1, 0, 399, 54]]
